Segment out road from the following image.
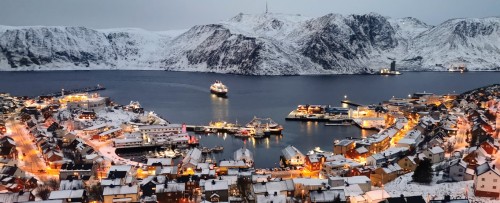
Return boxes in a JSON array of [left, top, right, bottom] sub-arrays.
[[6, 118, 58, 181]]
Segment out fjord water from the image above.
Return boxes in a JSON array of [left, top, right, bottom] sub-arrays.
[[1, 71, 498, 168]]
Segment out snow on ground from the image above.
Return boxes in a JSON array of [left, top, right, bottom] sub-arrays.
[[382, 172, 498, 203]]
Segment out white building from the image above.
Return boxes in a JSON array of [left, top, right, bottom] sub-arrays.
[[474, 163, 500, 198], [282, 145, 306, 166], [423, 146, 445, 164]]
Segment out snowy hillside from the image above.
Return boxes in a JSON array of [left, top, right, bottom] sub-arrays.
[[0, 13, 499, 75]]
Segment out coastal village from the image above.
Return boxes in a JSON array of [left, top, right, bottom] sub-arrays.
[[0, 84, 499, 203]]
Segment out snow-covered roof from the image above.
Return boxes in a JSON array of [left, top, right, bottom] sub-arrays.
[[364, 189, 390, 201], [204, 180, 228, 191], [103, 185, 138, 195], [343, 176, 371, 185], [59, 179, 84, 190], [282, 145, 304, 160], [428, 146, 444, 154], [156, 182, 185, 193], [219, 160, 247, 168], [309, 189, 346, 202], [293, 178, 329, 186], [252, 180, 294, 194], [49, 189, 85, 199], [83, 123, 108, 131], [355, 146, 368, 154], [256, 193, 286, 203], [147, 158, 173, 166]]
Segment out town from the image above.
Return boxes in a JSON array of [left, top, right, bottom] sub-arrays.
[[0, 84, 499, 203]]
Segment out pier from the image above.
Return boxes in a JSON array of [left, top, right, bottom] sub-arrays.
[[42, 84, 106, 97], [340, 100, 363, 107]]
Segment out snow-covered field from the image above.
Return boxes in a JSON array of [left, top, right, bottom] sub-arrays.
[[382, 172, 499, 203]]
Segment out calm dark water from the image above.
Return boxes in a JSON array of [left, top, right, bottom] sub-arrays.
[[0, 71, 498, 167]]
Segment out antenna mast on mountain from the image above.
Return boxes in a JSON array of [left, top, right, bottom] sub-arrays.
[[266, 1, 268, 14]]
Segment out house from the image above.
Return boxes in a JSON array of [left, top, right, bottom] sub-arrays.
[[370, 163, 402, 186], [140, 175, 167, 197], [204, 179, 229, 202], [447, 159, 474, 182], [473, 163, 500, 198], [366, 147, 408, 167], [397, 155, 418, 173], [479, 140, 499, 155], [309, 188, 346, 203], [59, 163, 94, 180], [103, 184, 139, 203], [256, 192, 287, 203], [155, 181, 186, 203], [361, 189, 390, 203], [0, 191, 33, 202], [423, 146, 445, 164], [0, 165, 26, 178], [334, 140, 355, 155], [0, 136, 17, 159], [328, 176, 371, 193], [281, 145, 306, 166], [48, 189, 87, 202], [252, 180, 295, 198], [218, 160, 248, 174], [181, 148, 202, 173], [59, 179, 84, 190], [107, 165, 135, 185], [305, 154, 326, 172]]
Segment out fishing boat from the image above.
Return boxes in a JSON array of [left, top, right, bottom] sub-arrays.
[[234, 129, 252, 138], [201, 147, 212, 154], [210, 80, 228, 96], [212, 146, 224, 152], [253, 127, 265, 139], [246, 116, 283, 135]]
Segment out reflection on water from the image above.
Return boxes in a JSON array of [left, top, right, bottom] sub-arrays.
[[211, 94, 229, 121], [1, 71, 498, 167]]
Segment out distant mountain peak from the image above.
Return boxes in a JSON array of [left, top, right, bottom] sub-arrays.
[[1, 13, 499, 74]]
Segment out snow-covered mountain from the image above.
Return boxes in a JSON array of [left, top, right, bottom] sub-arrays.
[[1, 13, 499, 75]]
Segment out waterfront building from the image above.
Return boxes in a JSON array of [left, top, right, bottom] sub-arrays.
[[334, 140, 355, 155], [282, 145, 306, 166]]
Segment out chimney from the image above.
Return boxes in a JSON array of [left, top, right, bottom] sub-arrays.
[[274, 191, 277, 196], [211, 180, 216, 185]]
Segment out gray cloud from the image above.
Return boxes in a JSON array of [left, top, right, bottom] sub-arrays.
[[0, 0, 499, 31]]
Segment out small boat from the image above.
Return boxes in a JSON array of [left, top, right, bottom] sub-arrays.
[[210, 80, 228, 97], [201, 147, 212, 154], [212, 146, 224, 152], [194, 126, 207, 133], [253, 128, 265, 139]]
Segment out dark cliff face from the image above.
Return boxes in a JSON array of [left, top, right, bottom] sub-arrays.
[[300, 14, 398, 72], [164, 24, 264, 74], [0, 27, 115, 68]]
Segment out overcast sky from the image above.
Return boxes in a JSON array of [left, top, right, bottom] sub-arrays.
[[1, 0, 499, 31]]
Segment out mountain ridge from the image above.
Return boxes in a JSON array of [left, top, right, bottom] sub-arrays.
[[1, 13, 499, 75]]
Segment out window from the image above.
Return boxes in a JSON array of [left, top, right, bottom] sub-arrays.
[[494, 186, 497, 189], [459, 169, 463, 172], [481, 185, 484, 188], [482, 178, 485, 181], [494, 179, 498, 183]]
